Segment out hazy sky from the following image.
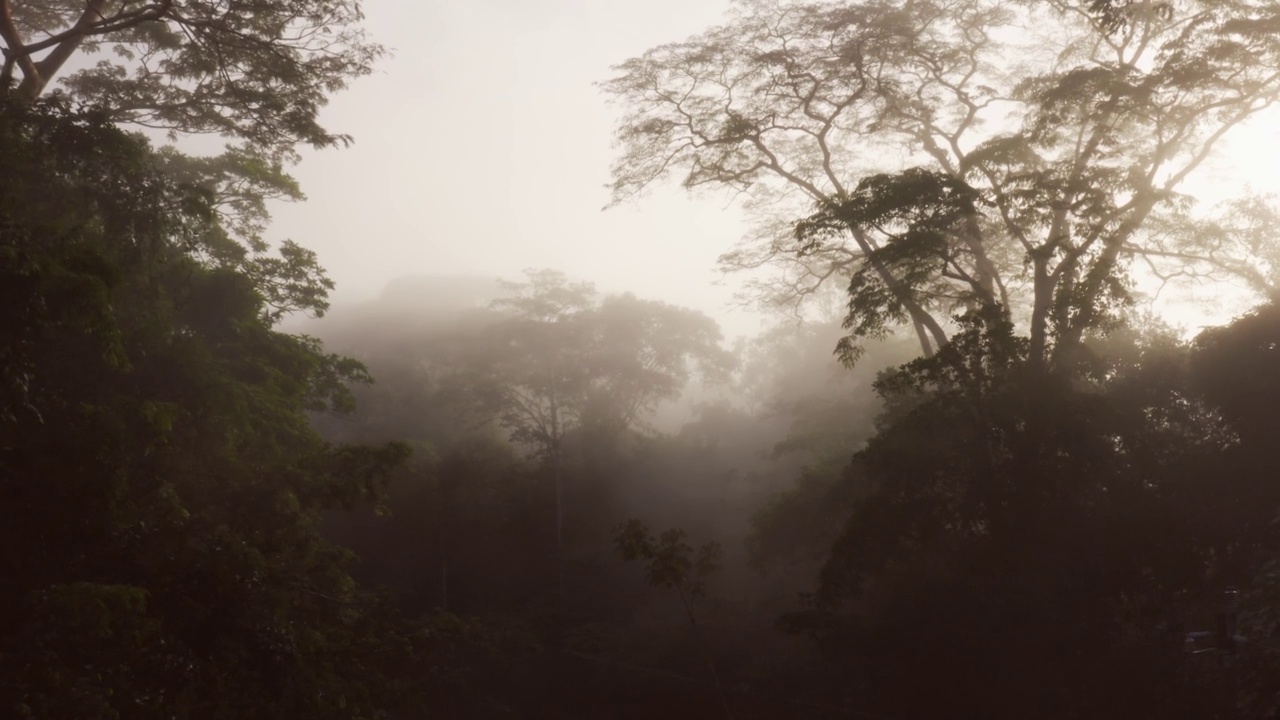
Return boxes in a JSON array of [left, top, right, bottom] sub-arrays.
[[269, 0, 1280, 338], [269, 0, 772, 338]]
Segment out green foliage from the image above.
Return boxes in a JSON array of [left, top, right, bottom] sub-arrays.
[[0, 98, 414, 719], [615, 520, 722, 601], [12, 583, 165, 720], [154, 144, 305, 244], [606, 0, 1280, 365], [1, 0, 380, 295], [795, 168, 990, 362], [755, 303, 1280, 717], [2, 0, 383, 157]]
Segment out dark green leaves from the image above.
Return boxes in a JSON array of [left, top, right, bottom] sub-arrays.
[[0, 97, 413, 719], [7, 0, 384, 158], [793, 168, 986, 364], [614, 519, 722, 600]]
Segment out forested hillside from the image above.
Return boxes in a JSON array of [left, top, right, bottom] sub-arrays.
[[6, 0, 1280, 718]]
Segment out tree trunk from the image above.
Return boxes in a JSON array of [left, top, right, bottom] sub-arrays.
[[439, 523, 448, 612], [676, 585, 732, 720], [1028, 256, 1053, 369], [553, 446, 564, 606], [848, 226, 947, 356], [912, 317, 935, 358], [11, 0, 108, 102]]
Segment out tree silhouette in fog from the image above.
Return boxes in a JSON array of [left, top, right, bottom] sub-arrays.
[[605, 0, 1280, 364], [606, 1, 1280, 717], [465, 269, 733, 604]]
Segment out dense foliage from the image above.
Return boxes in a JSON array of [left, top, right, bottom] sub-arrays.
[[7, 0, 1280, 717], [605, 0, 1280, 366], [0, 99, 417, 719], [0, 0, 380, 154]]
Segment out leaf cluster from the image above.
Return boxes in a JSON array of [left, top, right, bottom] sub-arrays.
[[0, 98, 415, 719], [614, 519, 723, 601], [4, 0, 384, 158]]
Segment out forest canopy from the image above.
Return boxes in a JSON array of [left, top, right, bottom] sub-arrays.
[[7, 0, 1280, 718], [0, 97, 421, 719], [604, 0, 1280, 366]]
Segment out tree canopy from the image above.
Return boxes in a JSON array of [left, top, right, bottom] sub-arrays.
[[0, 97, 416, 720], [0, 0, 381, 155], [473, 269, 735, 457], [605, 0, 1280, 366], [14, 0, 1280, 715], [605, 3, 1280, 715], [1, 0, 383, 281]]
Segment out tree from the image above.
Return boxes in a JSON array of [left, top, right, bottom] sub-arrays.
[[1184, 300, 1280, 718], [766, 308, 1241, 717], [614, 520, 728, 719], [469, 270, 733, 603], [0, 0, 380, 154], [584, 291, 736, 434], [480, 271, 733, 447], [605, 0, 1280, 368], [1, 0, 383, 301], [0, 97, 417, 719]]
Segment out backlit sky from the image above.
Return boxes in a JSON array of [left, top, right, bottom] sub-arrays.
[[269, 0, 1280, 339], [270, 0, 765, 338]]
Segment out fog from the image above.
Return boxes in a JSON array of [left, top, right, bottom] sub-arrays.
[[269, 0, 768, 340], [10, 0, 1280, 717], [275, 2, 1280, 714], [268, 0, 1280, 343], [281, 0, 1280, 710], [299, 269, 912, 715]]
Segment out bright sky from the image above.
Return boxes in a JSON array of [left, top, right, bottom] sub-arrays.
[[1159, 115, 1280, 332], [268, 0, 1280, 340], [269, 0, 767, 339]]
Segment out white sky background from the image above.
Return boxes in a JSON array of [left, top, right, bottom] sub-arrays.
[[270, 0, 766, 339], [267, 0, 1280, 340], [1159, 116, 1280, 331]]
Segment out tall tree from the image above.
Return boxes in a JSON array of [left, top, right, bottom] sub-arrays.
[[481, 272, 595, 602], [770, 309, 1241, 718], [469, 270, 733, 603], [605, 5, 1280, 713], [605, 0, 1280, 367]]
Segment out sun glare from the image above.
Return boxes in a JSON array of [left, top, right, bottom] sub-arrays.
[[1143, 108, 1280, 335]]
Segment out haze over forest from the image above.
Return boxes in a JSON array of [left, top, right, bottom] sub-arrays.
[[6, 1, 1280, 718]]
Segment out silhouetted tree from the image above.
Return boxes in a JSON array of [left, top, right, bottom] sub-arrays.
[[615, 520, 729, 718], [1, 0, 383, 306], [0, 0, 380, 153], [605, 0, 1280, 366], [468, 269, 733, 604]]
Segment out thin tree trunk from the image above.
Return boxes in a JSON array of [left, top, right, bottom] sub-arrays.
[[556, 455, 564, 601], [551, 444, 564, 609], [848, 226, 947, 356], [912, 317, 934, 357], [439, 523, 448, 612], [676, 585, 732, 720]]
